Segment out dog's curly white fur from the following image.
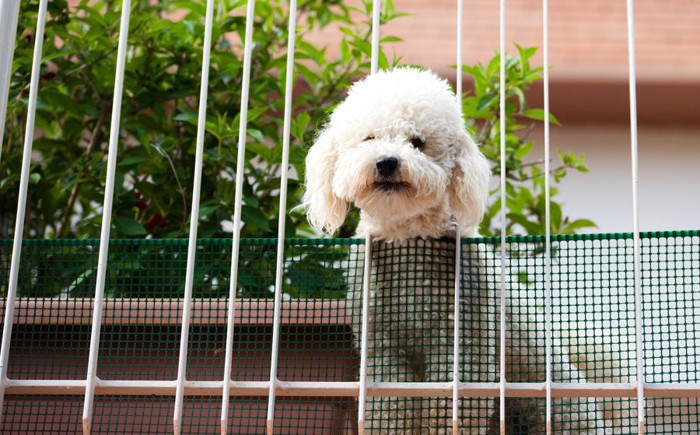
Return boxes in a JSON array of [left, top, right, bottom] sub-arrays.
[[303, 68, 601, 434]]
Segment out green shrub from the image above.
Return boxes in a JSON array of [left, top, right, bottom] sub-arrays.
[[1, 0, 592, 240], [462, 45, 594, 236], [1, 0, 403, 239]]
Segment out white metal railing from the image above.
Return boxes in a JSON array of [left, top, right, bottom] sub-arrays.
[[452, 3, 463, 434], [220, 0, 256, 432], [498, 1, 508, 431], [543, 0, 553, 431], [265, 0, 298, 432], [80, 0, 133, 431], [0, 0, 696, 434], [0, 0, 21, 162], [172, 0, 216, 430], [0, 0, 49, 421], [626, 0, 647, 431], [357, 3, 382, 433]]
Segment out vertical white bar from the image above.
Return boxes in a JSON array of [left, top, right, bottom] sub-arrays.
[[452, 2, 464, 431], [81, 0, 132, 432], [358, 6, 381, 431], [172, 0, 216, 432], [357, 234, 372, 435], [498, 0, 507, 433], [0, 0, 21, 163], [452, 227, 461, 435], [455, 0, 463, 102], [265, 0, 297, 433], [542, 0, 553, 433], [625, 0, 646, 432], [370, 0, 381, 74], [220, 0, 256, 433], [0, 0, 48, 424]]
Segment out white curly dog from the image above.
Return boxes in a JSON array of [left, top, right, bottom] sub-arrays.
[[303, 67, 601, 434]]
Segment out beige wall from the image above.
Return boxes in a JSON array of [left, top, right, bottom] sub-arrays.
[[333, 0, 700, 81]]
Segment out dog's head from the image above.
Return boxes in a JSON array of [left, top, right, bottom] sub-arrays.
[[303, 67, 491, 238]]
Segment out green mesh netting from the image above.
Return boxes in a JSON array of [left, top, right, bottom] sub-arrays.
[[0, 231, 698, 433]]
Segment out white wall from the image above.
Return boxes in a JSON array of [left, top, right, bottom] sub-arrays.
[[529, 126, 700, 233]]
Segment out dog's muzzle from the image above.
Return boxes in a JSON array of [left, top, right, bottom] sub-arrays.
[[376, 156, 399, 178], [374, 156, 410, 193]]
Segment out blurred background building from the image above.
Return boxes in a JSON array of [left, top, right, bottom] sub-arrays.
[[313, 0, 700, 233]]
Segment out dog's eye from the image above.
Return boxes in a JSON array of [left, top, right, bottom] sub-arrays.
[[410, 137, 426, 149], [363, 135, 375, 142]]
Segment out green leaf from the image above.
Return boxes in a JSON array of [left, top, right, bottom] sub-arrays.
[[118, 155, 149, 167], [246, 142, 272, 162], [198, 203, 220, 218], [476, 93, 498, 112], [247, 129, 265, 143], [380, 36, 402, 43], [173, 111, 198, 122], [508, 213, 542, 235], [289, 144, 306, 165], [241, 205, 271, 233], [549, 201, 563, 232], [553, 167, 567, 183], [292, 112, 310, 140], [561, 219, 597, 234], [113, 216, 148, 236], [515, 44, 538, 74], [513, 142, 533, 159], [486, 55, 500, 78], [244, 196, 259, 207], [521, 108, 560, 125], [512, 87, 526, 112], [339, 37, 350, 62], [68, 267, 94, 291]]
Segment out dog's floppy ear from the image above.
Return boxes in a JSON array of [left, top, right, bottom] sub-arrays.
[[449, 131, 491, 232], [302, 128, 348, 234]]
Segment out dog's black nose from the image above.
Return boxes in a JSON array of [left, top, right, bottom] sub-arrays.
[[376, 156, 399, 177]]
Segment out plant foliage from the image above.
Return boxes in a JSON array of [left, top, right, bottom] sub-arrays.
[[1, 0, 593, 242], [462, 45, 595, 236], [1, 0, 403, 239], [1, 1, 597, 299]]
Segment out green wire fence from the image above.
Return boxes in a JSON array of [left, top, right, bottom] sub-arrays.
[[0, 232, 698, 433]]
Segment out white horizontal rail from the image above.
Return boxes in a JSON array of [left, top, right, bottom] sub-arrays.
[[6, 380, 700, 399]]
